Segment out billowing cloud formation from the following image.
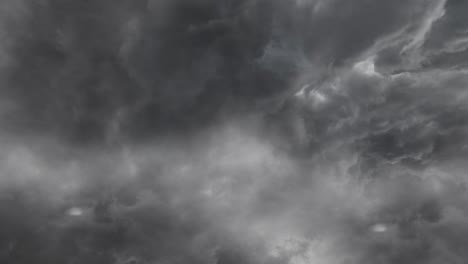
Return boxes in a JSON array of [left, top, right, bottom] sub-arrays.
[[1, 0, 468, 264]]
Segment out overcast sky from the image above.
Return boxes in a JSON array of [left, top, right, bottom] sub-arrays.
[[1, 1, 468, 263]]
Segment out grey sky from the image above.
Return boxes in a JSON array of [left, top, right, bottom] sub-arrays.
[[0, 1, 467, 264]]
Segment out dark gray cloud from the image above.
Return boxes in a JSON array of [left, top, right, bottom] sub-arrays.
[[1, 0, 468, 264]]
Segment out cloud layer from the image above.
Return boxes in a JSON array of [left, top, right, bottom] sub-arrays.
[[1, 0, 468, 264]]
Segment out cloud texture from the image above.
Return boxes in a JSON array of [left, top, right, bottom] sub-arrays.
[[1, 0, 468, 263]]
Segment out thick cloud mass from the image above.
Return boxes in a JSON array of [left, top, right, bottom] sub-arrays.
[[1, 0, 468, 263]]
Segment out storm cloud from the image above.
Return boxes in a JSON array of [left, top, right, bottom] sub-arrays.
[[1, 0, 468, 263]]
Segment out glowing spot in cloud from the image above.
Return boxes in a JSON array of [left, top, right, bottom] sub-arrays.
[[67, 207, 84, 217], [310, 90, 327, 104], [294, 84, 311, 99], [353, 57, 381, 77], [371, 223, 388, 233], [295, 84, 328, 109]]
